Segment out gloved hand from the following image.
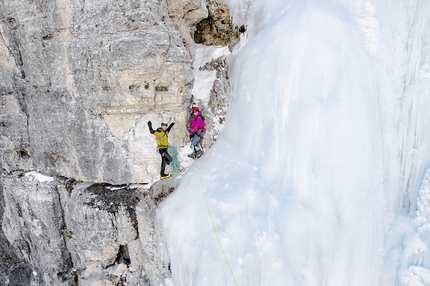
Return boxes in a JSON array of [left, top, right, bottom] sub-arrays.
[[147, 121, 152, 126]]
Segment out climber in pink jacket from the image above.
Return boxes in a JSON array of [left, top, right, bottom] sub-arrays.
[[188, 106, 205, 159]]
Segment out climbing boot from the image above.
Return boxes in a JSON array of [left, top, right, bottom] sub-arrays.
[[188, 152, 197, 159], [161, 174, 171, 180]]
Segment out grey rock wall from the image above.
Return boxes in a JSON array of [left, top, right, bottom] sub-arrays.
[[1, 171, 175, 285], [0, 0, 208, 284], [0, 0, 206, 184], [0, 182, 33, 285], [0, 0, 237, 284], [1, 173, 71, 285]]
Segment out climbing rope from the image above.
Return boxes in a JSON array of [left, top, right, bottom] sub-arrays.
[[197, 172, 239, 286], [167, 145, 182, 175]]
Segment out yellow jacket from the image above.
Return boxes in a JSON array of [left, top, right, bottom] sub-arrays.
[[148, 122, 175, 149], [154, 129, 169, 148]]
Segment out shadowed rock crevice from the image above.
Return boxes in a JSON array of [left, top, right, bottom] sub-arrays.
[[84, 183, 144, 231], [0, 182, 32, 285], [193, 0, 242, 48]]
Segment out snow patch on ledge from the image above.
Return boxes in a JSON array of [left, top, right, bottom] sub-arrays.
[[192, 44, 231, 106], [25, 171, 55, 183]]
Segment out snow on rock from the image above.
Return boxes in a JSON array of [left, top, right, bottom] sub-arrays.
[[192, 44, 231, 106], [191, 44, 232, 150], [25, 171, 54, 183]]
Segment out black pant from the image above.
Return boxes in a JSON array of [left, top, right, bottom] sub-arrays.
[[159, 148, 172, 176]]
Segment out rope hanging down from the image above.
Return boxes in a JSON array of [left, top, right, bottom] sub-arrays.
[[167, 145, 182, 175], [198, 172, 239, 286]]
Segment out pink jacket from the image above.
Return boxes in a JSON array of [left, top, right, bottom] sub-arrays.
[[189, 112, 205, 133]]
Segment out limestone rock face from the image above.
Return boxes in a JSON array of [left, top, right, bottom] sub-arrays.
[[166, 0, 208, 55], [59, 182, 141, 283], [1, 172, 73, 285], [194, 0, 241, 48], [0, 0, 236, 284], [0, 182, 33, 285], [0, 0, 195, 184], [135, 177, 178, 285], [1, 171, 175, 285]]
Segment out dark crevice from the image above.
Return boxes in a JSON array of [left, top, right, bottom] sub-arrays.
[[115, 245, 131, 266], [84, 183, 142, 231], [0, 181, 32, 284], [53, 180, 76, 284], [65, 178, 76, 196], [155, 86, 168, 92], [0, 14, 24, 70], [193, 0, 241, 48]]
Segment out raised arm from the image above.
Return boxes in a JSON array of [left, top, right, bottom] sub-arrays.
[[147, 121, 155, 134], [166, 122, 175, 133]]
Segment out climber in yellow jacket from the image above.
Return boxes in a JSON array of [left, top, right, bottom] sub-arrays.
[[147, 121, 175, 179]]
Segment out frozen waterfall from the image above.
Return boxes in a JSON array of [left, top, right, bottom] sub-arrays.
[[158, 0, 430, 285]]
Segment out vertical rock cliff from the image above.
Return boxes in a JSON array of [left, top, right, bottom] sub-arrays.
[[0, 0, 204, 284], [0, 0, 199, 184], [0, 0, 239, 284], [1, 171, 176, 285]]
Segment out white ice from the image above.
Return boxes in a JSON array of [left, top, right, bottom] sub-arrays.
[[158, 0, 430, 285]]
